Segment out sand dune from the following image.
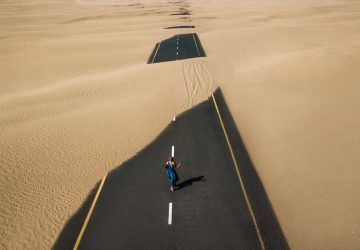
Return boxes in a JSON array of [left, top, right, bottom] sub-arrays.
[[1, 0, 360, 249]]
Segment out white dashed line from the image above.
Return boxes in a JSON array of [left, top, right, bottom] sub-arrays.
[[171, 146, 175, 157], [173, 116, 176, 122], [168, 202, 173, 225]]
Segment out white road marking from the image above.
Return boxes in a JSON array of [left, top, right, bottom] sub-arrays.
[[171, 146, 175, 157], [173, 116, 176, 121], [168, 202, 173, 225], [176, 52, 179, 55], [177, 46, 178, 49]]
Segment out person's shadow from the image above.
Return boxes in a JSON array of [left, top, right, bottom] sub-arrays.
[[175, 176, 205, 190]]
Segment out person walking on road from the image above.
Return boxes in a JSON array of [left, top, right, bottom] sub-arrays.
[[163, 156, 181, 192]]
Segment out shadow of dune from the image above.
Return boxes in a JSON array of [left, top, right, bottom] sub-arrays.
[[53, 105, 205, 249], [212, 89, 290, 250]]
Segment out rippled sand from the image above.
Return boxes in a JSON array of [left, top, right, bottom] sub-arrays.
[[1, 0, 359, 249]]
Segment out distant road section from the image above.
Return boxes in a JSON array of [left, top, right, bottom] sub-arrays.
[[54, 89, 289, 250], [147, 33, 206, 64], [164, 25, 195, 29]]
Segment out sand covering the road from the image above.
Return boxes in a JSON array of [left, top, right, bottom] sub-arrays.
[[1, 0, 360, 249]]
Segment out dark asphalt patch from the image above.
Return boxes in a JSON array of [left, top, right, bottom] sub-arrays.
[[170, 12, 191, 15], [168, 1, 186, 3], [164, 25, 195, 29]]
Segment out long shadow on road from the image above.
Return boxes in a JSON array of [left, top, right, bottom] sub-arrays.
[[175, 175, 206, 190], [53, 88, 289, 250]]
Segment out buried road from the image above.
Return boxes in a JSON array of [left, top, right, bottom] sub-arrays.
[[54, 89, 289, 250], [147, 33, 206, 64], [164, 25, 195, 29]]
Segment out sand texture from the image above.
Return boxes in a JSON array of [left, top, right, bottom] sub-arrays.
[[1, 0, 360, 249]]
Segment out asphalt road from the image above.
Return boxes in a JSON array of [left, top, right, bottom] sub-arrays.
[[148, 33, 206, 64], [54, 89, 289, 250], [164, 25, 195, 29]]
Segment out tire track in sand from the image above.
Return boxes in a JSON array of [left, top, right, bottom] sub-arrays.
[[181, 58, 214, 108]]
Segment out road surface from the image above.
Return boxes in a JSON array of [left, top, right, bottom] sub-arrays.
[[148, 33, 206, 64], [54, 89, 289, 250]]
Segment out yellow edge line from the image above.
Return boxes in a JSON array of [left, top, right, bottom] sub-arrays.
[[151, 41, 162, 64], [73, 173, 108, 250], [211, 93, 265, 250]]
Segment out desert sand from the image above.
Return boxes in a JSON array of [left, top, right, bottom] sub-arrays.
[[1, 0, 360, 249]]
